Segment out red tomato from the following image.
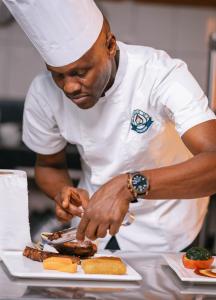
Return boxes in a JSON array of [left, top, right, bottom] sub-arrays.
[[182, 254, 214, 269]]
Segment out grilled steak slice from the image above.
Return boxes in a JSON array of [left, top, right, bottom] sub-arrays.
[[23, 246, 80, 263], [54, 241, 97, 258]]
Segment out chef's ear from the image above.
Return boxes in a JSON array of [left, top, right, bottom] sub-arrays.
[[106, 33, 117, 58]]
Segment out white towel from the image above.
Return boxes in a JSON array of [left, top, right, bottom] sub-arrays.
[[0, 170, 31, 260]]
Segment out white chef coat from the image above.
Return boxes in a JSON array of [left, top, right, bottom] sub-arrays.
[[23, 41, 216, 252]]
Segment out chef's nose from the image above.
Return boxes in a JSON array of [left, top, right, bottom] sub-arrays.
[[63, 76, 81, 94]]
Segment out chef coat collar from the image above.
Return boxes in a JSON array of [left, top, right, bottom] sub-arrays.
[[101, 41, 128, 102]]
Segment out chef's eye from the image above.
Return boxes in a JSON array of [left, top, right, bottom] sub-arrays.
[[74, 70, 87, 77], [52, 72, 64, 80]]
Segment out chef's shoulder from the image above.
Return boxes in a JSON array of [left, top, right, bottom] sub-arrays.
[[126, 43, 186, 81], [126, 43, 202, 104]]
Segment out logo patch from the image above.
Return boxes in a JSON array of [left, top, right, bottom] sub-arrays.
[[131, 109, 153, 133]]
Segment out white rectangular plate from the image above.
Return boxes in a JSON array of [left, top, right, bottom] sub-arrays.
[[163, 253, 216, 284], [1, 251, 142, 282]]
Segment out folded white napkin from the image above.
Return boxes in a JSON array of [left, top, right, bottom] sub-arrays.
[[0, 170, 31, 260]]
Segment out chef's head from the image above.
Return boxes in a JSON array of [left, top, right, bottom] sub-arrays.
[[47, 18, 118, 109], [3, 0, 118, 109]]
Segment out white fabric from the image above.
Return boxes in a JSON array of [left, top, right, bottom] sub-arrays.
[[3, 0, 103, 67], [0, 170, 31, 260], [23, 42, 216, 251], [0, 265, 26, 298]]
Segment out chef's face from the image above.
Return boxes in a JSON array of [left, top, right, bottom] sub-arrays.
[[46, 20, 117, 109]]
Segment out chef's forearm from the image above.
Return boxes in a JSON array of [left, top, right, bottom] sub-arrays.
[[35, 165, 73, 200], [142, 151, 216, 199]]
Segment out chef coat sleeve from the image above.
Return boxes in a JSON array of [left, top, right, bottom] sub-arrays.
[[151, 58, 216, 137], [22, 80, 67, 155]]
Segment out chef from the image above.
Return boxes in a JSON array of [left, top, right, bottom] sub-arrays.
[[4, 0, 216, 252]]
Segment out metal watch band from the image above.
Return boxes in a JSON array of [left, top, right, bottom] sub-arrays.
[[127, 172, 138, 201]]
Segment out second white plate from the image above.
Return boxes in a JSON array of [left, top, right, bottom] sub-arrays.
[[163, 253, 216, 284]]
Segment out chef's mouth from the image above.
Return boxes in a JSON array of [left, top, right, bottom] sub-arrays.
[[66, 94, 90, 102]]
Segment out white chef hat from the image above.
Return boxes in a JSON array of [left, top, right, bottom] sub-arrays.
[[3, 0, 103, 67]]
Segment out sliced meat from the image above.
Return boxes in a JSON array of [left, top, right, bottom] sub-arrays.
[[54, 241, 97, 258], [23, 246, 80, 263], [47, 231, 62, 241]]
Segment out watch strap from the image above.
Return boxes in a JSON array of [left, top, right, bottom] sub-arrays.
[[127, 172, 138, 200]]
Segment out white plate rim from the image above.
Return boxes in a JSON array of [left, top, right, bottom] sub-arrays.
[[1, 250, 142, 282]]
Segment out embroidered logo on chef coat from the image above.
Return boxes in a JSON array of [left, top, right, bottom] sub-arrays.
[[131, 109, 153, 133]]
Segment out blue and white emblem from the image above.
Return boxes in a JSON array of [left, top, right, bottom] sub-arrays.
[[131, 109, 153, 133]]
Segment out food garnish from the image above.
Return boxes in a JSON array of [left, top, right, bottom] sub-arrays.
[[182, 247, 214, 269], [195, 268, 216, 278]]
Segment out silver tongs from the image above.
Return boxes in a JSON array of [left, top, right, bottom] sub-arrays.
[[40, 212, 135, 248]]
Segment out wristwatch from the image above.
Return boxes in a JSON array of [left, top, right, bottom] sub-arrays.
[[127, 172, 149, 200]]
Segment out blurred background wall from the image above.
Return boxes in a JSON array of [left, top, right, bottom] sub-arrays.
[[0, 0, 216, 98]]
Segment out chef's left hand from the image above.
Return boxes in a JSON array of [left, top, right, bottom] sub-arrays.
[[76, 174, 133, 241]]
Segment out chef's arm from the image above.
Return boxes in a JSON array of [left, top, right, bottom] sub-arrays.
[[35, 148, 89, 221], [76, 119, 216, 240], [78, 129, 216, 238], [35, 148, 72, 199], [143, 119, 216, 199]]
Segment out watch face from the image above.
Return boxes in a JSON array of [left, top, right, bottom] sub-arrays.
[[132, 174, 148, 194]]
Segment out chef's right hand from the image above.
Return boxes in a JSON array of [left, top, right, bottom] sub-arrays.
[[54, 186, 89, 223]]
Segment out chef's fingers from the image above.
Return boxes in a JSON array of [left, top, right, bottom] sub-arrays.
[[62, 188, 81, 209], [96, 223, 109, 238], [55, 204, 73, 222], [76, 215, 90, 241], [78, 189, 89, 209], [109, 221, 121, 236], [85, 222, 99, 241], [67, 203, 84, 217]]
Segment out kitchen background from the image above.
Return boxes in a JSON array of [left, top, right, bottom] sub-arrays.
[[0, 0, 216, 97], [0, 0, 216, 249]]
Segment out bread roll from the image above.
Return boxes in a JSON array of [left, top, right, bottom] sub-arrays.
[[43, 256, 77, 273], [81, 256, 126, 275]]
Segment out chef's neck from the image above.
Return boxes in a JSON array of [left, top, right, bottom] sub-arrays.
[[102, 47, 120, 96]]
